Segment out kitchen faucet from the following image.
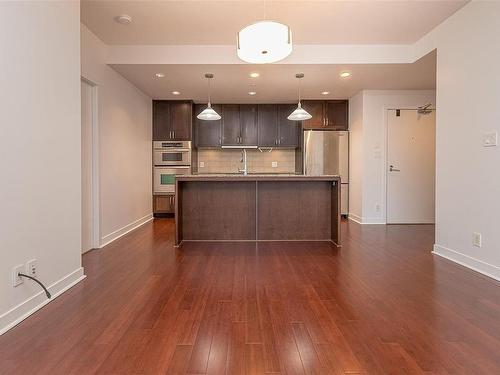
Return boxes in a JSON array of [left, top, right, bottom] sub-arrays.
[[238, 149, 248, 175]]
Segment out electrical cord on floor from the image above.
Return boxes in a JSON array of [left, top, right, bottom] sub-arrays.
[[18, 273, 51, 299]]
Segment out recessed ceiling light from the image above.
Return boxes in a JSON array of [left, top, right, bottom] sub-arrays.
[[340, 71, 351, 78], [115, 14, 132, 25], [321, 91, 330, 95], [171, 91, 180, 95], [249, 72, 260, 78], [248, 91, 257, 96], [155, 73, 165, 78]]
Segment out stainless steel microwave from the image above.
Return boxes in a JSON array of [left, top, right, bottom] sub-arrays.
[[153, 141, 191, 166]]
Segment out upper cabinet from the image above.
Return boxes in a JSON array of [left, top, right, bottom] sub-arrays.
[[302, 100, 349, 130], [221, 104, 258, 146], [277, 104, 300, 147], [301, 101, 324, 129], [325, 100, 349, 130], [257, 104, 300, 148], [194, 103, 222, 148], [153, 100, 192, 141], [257, 104, 278, 147], [239, 105, 258, 146]]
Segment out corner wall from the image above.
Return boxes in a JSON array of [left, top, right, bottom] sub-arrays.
[[0, 1, 84, 334], [81, 25, 153, 246], [415, 1, 500, 280]]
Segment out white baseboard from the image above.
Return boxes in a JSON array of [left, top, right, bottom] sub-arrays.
[[348, 213, 386, 225], [100, 213, 153, 248], [0, 267, 86, 335], [432, 244, 500, 282], [348, 213, 363, 224]]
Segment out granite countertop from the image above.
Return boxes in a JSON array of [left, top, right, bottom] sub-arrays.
[[176, 174, 341, 181]]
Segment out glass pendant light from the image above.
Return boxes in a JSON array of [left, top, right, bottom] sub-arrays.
[[197, 73, 221, 121], [288, 73, 312, 121]]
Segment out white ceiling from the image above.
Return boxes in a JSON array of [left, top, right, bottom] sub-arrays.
[[81, 0, 467, 45], [110, 51, 436, 102]]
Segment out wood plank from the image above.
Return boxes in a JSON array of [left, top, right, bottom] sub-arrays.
[[1, 219, 500, 374]]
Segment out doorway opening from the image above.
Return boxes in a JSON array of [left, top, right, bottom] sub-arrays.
[[81, 78, 100, 252], [386, 107, 436, 224]]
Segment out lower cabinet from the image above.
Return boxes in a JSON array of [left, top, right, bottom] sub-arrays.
[[153, 194, 175, 214]]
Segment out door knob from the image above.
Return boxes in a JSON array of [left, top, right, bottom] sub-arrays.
[[389, 165, 400, 172]]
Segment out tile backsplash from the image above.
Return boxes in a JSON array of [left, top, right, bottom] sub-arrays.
[[197, 149, 296, 174]]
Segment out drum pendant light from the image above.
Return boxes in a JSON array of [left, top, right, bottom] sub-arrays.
[[197, 73, 221, 121], [236, 0, 292, 64], [288, 73, 312, 121], [237, 21, 292, 64]]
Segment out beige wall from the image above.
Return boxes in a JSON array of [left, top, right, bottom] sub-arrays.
[[81, 25, 153, 246], [197, 149, 296, 174], [348, 92, 364, 221], [0, 1, 83, 334], [415, 1, 500, 280]]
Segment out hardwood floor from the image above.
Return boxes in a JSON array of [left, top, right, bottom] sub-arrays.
[[1, 219, 500, 374]]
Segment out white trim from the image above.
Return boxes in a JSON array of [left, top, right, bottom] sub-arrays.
[[348, 213, 386, 225], [432, 244, 500, 282], [100, 213, 153, 248], [348, 213, 363, 224], [0, 268, 86, 335], [81, 77, 101, 250]]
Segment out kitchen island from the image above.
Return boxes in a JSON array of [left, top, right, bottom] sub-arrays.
[[175, 174, 341, 246]]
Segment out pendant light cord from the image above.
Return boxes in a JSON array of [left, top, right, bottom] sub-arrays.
[[207, 76, 211, 106]]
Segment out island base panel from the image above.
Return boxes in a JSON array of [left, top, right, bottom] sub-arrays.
[[180, 181, 256, 241], [257, 181, 332, 240]]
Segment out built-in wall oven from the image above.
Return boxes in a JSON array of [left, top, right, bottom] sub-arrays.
[[154, 166, 191, 193], [153, 141, 191, 166], [153, 141, 192, 196]]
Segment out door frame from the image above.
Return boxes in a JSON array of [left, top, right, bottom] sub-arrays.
[[384, 106, 436, 224], [81, 77, 101, 250]]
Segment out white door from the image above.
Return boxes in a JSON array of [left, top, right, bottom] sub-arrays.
[[386, 109, 435, 224], [81, 80, 94, 253]]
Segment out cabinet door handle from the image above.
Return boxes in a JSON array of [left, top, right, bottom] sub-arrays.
[[173, 131, 175, 139]]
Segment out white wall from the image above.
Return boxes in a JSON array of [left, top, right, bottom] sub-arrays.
[[81, 25, 153, 246], [415, 1, 500, 280], [0, 1, 84, 334], [348, 90, 436, 224], [348, 92, 364, 221]]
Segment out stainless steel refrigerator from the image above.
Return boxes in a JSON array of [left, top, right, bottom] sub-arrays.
[[303, 130, 349, 216]]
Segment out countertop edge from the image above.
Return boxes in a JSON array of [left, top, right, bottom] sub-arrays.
[[176, 175, 341, 182]]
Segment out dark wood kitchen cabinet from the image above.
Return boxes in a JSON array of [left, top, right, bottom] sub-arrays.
[[153, 100, 192, 141], [302, 100, 349, 130], [221, 104, 258, 146], [301, 101, 325, 129], [239, 105, 258, 145], [194, 103, 222, 147], [278, 104, 300, 147], [153, 194, 175, 214], [257, 104, 300, 148], [257, 104, 278, 147], [325, 100, 349, 130]]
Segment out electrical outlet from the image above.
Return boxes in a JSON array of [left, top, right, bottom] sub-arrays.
[[483, 132, 497, 147], [199, 161, 205, 168], [271, 161, 278, 168], [375, 204, 380, 212], [26, 259, 37, 278], [12, 265, 24, 287], [473, 232, 482, 247]]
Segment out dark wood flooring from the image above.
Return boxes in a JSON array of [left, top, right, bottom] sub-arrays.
[[1, 219, 500, 374]]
